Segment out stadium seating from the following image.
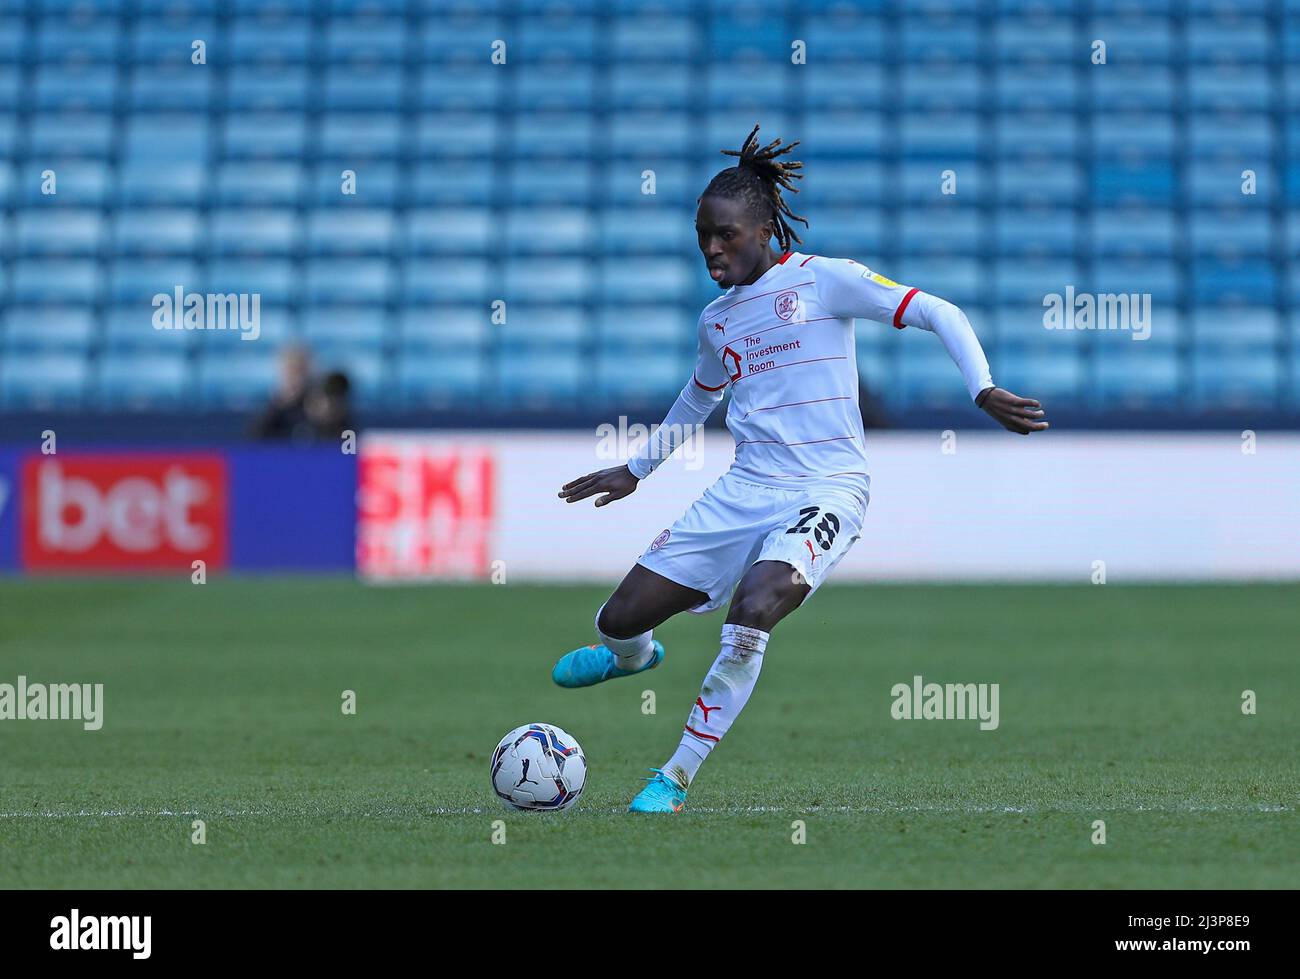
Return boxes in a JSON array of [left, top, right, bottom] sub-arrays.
[[0, 1, 1293, 416]]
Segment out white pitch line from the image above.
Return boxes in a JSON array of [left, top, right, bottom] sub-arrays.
[[0, 804, 1290, 819]]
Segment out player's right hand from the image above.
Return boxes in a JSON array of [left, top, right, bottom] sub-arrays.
[[558, 465, 639, 507]]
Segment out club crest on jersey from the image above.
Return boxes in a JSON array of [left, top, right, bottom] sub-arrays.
[[649, 529, 670, 551], [774, 290, 799, 321]]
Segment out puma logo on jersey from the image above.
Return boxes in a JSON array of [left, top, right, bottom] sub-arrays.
[[805, 539, 819, 564], [713, 318, 727, 333]]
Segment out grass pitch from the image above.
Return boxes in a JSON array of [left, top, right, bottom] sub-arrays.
[[1, 578, 1296, 889]]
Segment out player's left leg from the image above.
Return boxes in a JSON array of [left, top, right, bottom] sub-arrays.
[[631, 491, 866, 812]]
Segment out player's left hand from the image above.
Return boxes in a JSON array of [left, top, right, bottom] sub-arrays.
[[976, 386, 1049, 435]]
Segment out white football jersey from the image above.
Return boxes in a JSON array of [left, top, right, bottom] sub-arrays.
[[690, 250, 926, 499]]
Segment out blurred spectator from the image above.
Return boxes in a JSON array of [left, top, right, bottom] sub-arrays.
[[250, 345, 313, 440], [303, 370, 355, 441]]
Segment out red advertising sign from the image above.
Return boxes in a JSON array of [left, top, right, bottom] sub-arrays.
[[20, 454, 229, 571], [357, 440, 495, 580]]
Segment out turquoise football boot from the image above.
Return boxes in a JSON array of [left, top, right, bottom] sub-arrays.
[[551, 640, 664, 689], [628, 768, 688, 813]]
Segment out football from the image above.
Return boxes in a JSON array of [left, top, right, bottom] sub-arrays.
[[489, 723, 587, 811]]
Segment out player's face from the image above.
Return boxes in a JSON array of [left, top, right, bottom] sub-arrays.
[[695, 195, 774, 289]]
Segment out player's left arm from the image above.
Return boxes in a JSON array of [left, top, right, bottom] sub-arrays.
[[815, 258, 1048, 435]]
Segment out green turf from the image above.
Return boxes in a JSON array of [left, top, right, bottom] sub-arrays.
[[0, 578, 1296, 888]]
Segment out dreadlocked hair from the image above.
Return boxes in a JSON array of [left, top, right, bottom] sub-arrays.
[[702, 123, 809, 251]]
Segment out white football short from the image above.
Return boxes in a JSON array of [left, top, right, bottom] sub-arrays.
[[636, 469, 868, 614]]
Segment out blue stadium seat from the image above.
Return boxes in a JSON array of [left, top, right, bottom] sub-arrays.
[[996, 159, 1082, 207], [215, 162, 303, 206], [323, 67, 404, 112], [499, 308, 587, 346], [804, 64, 885, 113], [610, 62, 691, 110], [197, 350, 280, 408], [1190, 209, 1272, 257], [130, 66, 213, 111], [499, 207, 591, 255], [300, 306, 391, 345], [16, 210, 103, 256], [1092, 208, 1176, 258], [598, 208, 679, 255], [594, 306, 684, 347], [30, 114, 115, 157], [610, 16, 695, 64], [34, 64, 118, 111], [14, 260, 100, 303], [1191, 308, 1279, 344], [418, 64, 501, 111], [402, 258, 490, 303], [900, 207, 982, 254], [505, 161, 593, 205], [2, 307, 96, 350], [124, 116, 209, 161], [595, 347, 684, 403], [1095, 345, 1182, 406], [305, 259, 392, 304], [600, 257, 696, 303], [609, 113, 690, 158], [113, 209, 202, 256], [223, 114, 305, 159], [109, 267, 198, 319], [996, 113, 1078, 156], [516, 63, 596, 112], [227, 65, 310, 112], [306, 209, 396, 255], [996, 208, 1077, 256], [1095, 258, 1180, 304], [997, 65, 1078, 112], [0, 352, 91, 408], [1192, 260, 1277, 305], [1091, 65, 1174, 111], [211, 209, 297, 256], [417, 112, 499, 158], [406, 207, 492, 255], [1192, 345, 1280, 405], [1095, 114, 1175, 156], [97, 350, 192, 406], [499, 350, 584, 403], [209, 259, 293, 304], [117, 161, 206, 206], [400, 306, 489, 347], [397, 348, 486, 407], [230, 21, 312, 63]]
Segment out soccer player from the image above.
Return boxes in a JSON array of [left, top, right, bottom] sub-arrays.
[[552, 125, 1048, 812]]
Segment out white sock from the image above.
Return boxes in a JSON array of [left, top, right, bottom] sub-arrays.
[[662, 624, 769, 789], [595, 603, 655, 670]]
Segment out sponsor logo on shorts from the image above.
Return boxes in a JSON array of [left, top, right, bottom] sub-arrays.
[[649, 529, 670, 551], [774, 291, 799, 321]]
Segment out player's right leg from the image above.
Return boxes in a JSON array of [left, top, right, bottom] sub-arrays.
[[551, 564, 707, 689]]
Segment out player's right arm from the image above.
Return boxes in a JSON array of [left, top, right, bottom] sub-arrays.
[[558, 318, 727, 507]]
